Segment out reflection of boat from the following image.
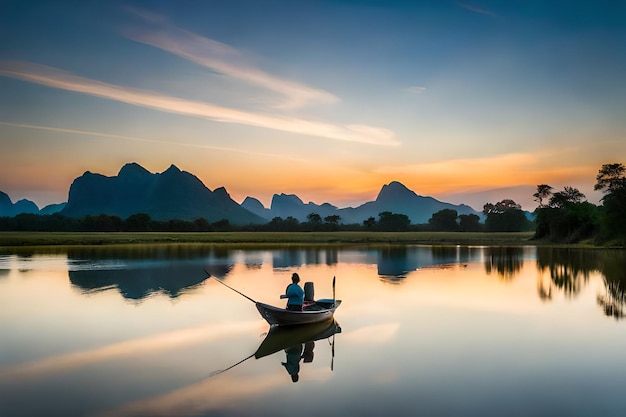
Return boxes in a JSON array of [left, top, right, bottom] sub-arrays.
[[256, 299, 342, 326], [209, 319, 341, 380], [254, 318, 341, 359]]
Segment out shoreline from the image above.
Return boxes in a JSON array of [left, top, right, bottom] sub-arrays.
[[0, 231, 573, 249]]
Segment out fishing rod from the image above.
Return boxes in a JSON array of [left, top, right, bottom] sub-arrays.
[[204, 268, 257, 304], [207, 353, 256, 378]]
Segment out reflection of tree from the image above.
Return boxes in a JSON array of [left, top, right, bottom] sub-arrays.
[[484, 247, 524, 280], [536, 248, 626, 319], [67, 245, 219, 260], [273, 248, 339, 268], [596, 251, 626, 320], [536, 274, 552, 302], [431, 246, 462, 265], [536, 248, 595, 298]]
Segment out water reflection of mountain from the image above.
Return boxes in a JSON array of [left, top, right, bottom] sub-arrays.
[[378, 245, 479, 278], [69, 261, 213, 300], [272, 245, 519, 279]]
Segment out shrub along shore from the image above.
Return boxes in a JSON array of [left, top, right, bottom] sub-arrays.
[[0, 231, 556, 248]]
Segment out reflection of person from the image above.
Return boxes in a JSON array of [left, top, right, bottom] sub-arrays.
[[280, 273, 304, 311], [282, 344, 303, 382], [302, 341, 315, 363]]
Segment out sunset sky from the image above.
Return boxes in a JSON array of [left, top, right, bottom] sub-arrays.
[[1, 1, 624, 211]]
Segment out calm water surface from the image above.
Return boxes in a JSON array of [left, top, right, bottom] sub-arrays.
[[1, 245, 625, 417]]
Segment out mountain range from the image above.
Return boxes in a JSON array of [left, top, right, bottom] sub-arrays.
[[1, 162, 482, 224]]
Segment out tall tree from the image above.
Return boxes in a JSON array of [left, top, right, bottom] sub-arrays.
[[548, 186, 585, 208], [595, 163, 626, 193], [595, 163, 626, 243], [533, 184, 553, 208]]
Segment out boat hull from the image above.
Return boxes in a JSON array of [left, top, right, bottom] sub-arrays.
[[254, 318, 341, 359], [256, 300, 341, 326]]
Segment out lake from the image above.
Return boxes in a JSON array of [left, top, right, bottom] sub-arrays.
[[1, 244, 625, 417]]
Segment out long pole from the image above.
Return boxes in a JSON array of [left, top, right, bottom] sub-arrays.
[[205, 269, 257, 304], [208, 353, 255, 378], [332, 276, 336, 304]]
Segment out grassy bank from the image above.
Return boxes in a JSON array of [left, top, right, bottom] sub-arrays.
[[0, 231, 537, 248]]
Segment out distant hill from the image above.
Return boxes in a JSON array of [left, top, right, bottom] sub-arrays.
[[60, 163, 265, 224], [270, 193, 340, 221], [40, 203, 67, 215], [247, 181, 481, 224], [0, 191, 39, 216], [2, 164, 490, 225], [241, 196, 272, 219]]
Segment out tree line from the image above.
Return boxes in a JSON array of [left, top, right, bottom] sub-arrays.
[[1, 163, 624, 244], [422, 162, 626, 244], [532, 163, 626, 245]]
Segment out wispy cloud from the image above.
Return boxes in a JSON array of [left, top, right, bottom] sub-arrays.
[[456, 1, 499, 18], [407, 86, 426, 94], [124, 7, 337, 110], [0, 62, 398, 146], [0, 121, 308, 162]]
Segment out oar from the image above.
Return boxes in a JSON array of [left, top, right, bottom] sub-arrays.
[[332, 276, 336, 304], [205, 268, 257, 304]]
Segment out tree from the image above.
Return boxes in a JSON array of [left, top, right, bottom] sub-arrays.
[[595, 163, 626, 193], [211, 219, 231, 232], [306, 212, 322, 231], [459, 213, 482, 232], [428, 209, 458, 231], [124, 213, 151, 231], [266, 216, 300, 232], [533, 184, 553, 208], [548, 186, 585, 208], [324, 215, 341, 225], [534, 186, 598, 243], [307, 212, 322, 225], [324, 214, 341, 231], [483, 199, 529, 232], [193, 217, 210, 231], [377, 211, 410, 232], [363, 216, 376, 229], [595, 163, 626, 243]]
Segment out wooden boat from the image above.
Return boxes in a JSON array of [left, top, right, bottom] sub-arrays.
[[205, 267, 341, 327], [254, 318, 341, 359], [256, 298, 342, 326]]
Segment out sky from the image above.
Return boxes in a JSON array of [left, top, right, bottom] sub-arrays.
[[1, 0, 625, 211]]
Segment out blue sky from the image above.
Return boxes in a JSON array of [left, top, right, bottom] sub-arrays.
[[1, 0, 624, 210]]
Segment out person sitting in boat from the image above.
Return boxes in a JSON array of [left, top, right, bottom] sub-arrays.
[[280, 272, 304, 311]]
